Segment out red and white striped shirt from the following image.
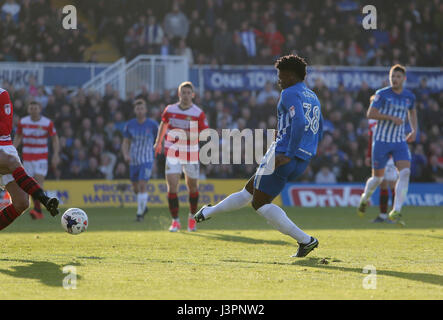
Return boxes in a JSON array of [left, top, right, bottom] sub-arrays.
[[16, 116, 56, 161], [161, 103, 209, 161]]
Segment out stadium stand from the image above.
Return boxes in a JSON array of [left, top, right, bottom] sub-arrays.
[[1, 0, 442, 66], [3, 78, 442, 183]]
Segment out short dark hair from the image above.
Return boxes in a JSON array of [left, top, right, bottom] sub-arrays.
[[274, 54, 308, 81], [390, 64, 406, 75], [134, 97, 146, 107], [29, 101, 42, 108]]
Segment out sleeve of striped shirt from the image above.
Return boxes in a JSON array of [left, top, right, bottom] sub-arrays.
[[48, 121, 56, 136], [198, 111, 209, 132], [370, 91, 384, 109], [161, 106, 170, 123]]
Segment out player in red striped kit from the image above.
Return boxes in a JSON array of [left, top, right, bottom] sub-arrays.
[[14, 101, 60, 220], [153, 82, 209, 232], [0, 88, 59, 231]]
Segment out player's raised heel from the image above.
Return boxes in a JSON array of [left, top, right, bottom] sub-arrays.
[[45, 198, 59, 217], [194, 205, 212, 223], [292, 237, 319, 258], [357, 195, 368, 218]]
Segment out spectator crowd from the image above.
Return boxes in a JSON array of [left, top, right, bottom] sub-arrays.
[[3, 77, 442, 183], [0, 0, 90, 62], [1, 0, 442, 67]]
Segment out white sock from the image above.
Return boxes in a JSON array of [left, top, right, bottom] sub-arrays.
[[257, 204, 311, 244], [203, 188, 252, 219], [137, 192, 148, 215], [393, 168, 410, 212], [362, 176, 383, 202]]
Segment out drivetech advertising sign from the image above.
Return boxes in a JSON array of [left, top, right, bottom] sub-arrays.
[[281, 184, 365, 207], [281, 183, 443, 207]]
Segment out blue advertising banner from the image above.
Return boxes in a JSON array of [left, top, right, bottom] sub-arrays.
[[0, 62, 109, 88], [281, 183, 443, 207], [0, 64, 43, 88], [195, 66, 443, 93]]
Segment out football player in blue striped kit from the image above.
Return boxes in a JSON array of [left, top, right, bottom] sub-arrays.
[[357, 64, 418, 225], [122, 98, 158, 222], [194, 55, 324, 257]]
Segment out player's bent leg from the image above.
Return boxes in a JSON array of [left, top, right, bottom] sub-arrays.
[[0, 181, 29, 231], [252, 189, 318, 258], [252, 159, 318, 257], [0, 151, 59, 217], [358, 169, 384, 218], [194, 175, 255, 223]]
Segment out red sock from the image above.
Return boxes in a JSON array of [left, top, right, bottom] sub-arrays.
[[189, 192, 199, 215], [168, 193, 179, 219], [0, 204, 20, 231], [379, 189, 389, 214], [12, 167, 44, 199]]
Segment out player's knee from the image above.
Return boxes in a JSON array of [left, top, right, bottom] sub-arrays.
[[251, 198, 268, 211], [398, 168, 410, 180], [372, 176, 384, 185], [5, 154, 20, 171]]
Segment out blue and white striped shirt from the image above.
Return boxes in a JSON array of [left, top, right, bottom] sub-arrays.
[[371, 87, 415, 143], [123, 118, 158, 165]]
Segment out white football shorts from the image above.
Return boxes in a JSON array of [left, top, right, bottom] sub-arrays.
[[23, 159, 48, 178], [165, 157, 200, 179]]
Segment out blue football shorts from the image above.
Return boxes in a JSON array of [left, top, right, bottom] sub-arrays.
[[372, 141, 411, 170], [129, 162, 153, 182], [254, 143, 309, 198]]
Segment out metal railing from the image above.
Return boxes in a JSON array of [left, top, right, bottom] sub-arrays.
[[81, 55, 189, 100]]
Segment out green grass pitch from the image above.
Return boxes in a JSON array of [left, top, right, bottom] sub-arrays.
[[0, 205, 442, 299]]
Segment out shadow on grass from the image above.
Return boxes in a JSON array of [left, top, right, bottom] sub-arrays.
[[221, 257, 443, 287], [0, 259, 81, 287], [184, 231, 291, 246]]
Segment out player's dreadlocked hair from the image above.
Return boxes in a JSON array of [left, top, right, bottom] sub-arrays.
[[274, 54, 307, 81]]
